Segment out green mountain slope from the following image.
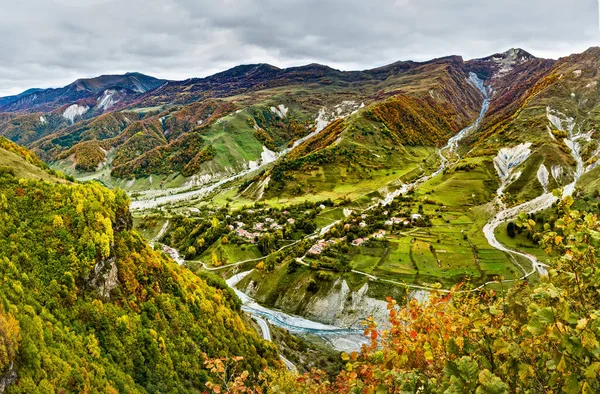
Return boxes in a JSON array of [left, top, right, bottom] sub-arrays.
[[0, 144, 277, 393], [5, 47, 600, 393], [253, 58, 485, 200]]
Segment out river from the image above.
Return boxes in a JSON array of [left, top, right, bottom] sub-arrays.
[[481, 106, 590, 278], [377, 72, 490, 207], [226, 270, 368, 353], [153, 75, 568, 353]]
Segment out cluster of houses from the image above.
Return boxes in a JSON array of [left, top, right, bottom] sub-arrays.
[[233, 228, 261, 243], [345, 212, 423, 231], [351, 238, 367, 246], [373, 229, 387, 239], [352, 229, 388, 247], [384, 214, 422, 227], [226, 221, 261, 243], [185, 204, 311, 245], [343, 211, 423, 233], [308, 238, 339, 255], [227, 216, 294, 243], [307, 229, 389, 255]]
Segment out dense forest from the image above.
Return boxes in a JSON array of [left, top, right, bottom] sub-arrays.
[[0, 139, 278, 393]]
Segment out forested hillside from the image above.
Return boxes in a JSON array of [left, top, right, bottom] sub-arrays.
[[0, 138, 277, 393]]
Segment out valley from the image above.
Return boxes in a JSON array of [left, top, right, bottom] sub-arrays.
[[4, 46, 600, 392], [127, 70, 544, 352]]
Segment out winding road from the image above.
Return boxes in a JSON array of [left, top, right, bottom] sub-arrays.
[[251, 316, 297, 372], [479, 106, 590, 282], [374, 73, 491, 208], [308, 75, 563, 293], [205, 74, 533, 349]]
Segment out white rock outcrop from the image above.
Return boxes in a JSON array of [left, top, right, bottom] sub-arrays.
[[551, 165, 563, 182], [260, 146, 278, 164], [248, 146, 278, 170], [98, 89, 118, 110], [63, 104, 89, 123], [270, 104, 289, 119], [537, 164, 550, 192], [303, 280, 389, 328], [493, 142, 532, 197], [547, 107, 594, 182]]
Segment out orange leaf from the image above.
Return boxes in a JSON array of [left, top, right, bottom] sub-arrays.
[[370, 331, 378, 341], [555, 235, 563, 245]]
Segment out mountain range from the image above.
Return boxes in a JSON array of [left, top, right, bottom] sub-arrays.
[[3, 46, 600, 393], [0, 47, 567, 197], [4, 47, 596, 203]]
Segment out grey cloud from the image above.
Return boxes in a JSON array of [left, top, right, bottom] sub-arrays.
[[0, 0, 598, 95]]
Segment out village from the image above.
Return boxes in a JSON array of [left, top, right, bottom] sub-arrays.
[[229, 213, 295, 243], [304, 203, 428, 259]]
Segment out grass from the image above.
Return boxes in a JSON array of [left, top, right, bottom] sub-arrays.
[[189, 149, 540, 290], [349, 246, 388, 274], [494, 222, 550, 262], [342, 191, 536, 287], [51, 151, 191, 192], [198, 241, 263, 266], [412, 240, 438, 273], [131, 217, 168, 241], [373, 238, 416, 276], [252, 147, 435, 209], [158, 141, 546, 293], [0, 147, 57, 181], [417, 157, 498, 207], [504, 152, 546, 202], [201, 108, 269, 172], [127, 106, 165, 113], [578, 166, 600, 197], [350, 254, 381, 273], [124, 110, 551, 292]]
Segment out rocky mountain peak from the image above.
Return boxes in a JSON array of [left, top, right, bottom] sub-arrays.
[[500, 48, 535, 61]]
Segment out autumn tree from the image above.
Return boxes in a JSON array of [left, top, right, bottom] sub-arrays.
[[0, 308, 20, 372]]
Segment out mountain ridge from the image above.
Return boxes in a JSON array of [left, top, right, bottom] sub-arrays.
[[0, 73, 168, 113], [0, 47, 542, 114], [0, 47, 592, 201]]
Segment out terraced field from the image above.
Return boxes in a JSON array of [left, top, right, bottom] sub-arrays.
[[343, 204, 523, 287]]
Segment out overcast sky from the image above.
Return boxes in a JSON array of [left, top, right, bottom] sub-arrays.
[[0, 0, 599, 96]]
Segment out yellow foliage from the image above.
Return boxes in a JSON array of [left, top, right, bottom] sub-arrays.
[[52, 215, 64, 228]]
